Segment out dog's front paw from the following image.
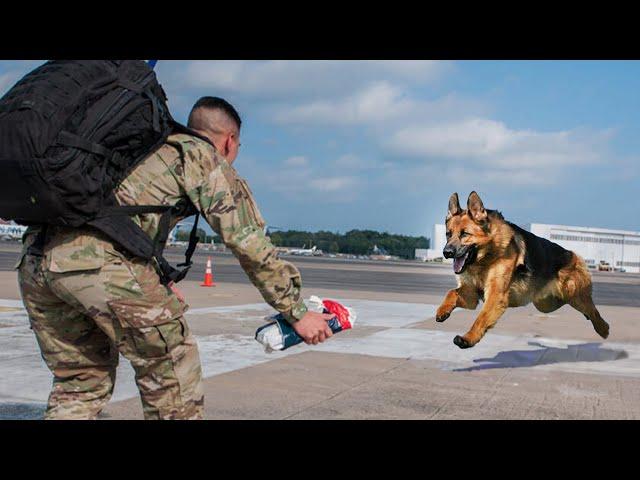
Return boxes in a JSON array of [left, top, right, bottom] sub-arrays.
[[436, 311, 450, 323], [453, 335, 474, 349]]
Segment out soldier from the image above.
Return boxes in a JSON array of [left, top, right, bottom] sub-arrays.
[[16, 96, 335, 420]]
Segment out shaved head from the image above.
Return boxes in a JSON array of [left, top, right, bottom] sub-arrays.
[[188, 106, 237, 135], [187, 96, 241, 136], [187, 97, 242, 163]]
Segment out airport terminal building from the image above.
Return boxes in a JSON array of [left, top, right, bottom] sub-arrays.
[[416, 224, 452, 264], [418, 222, 640, 273], [529, 223, 640, 273]]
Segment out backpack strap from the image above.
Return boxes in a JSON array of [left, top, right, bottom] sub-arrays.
[[177, 213, 200, 268], [90, 200, 201, 285], [151, 200, 201, 283], [26, 226, 48, 257], [57, 131, 112, 157]]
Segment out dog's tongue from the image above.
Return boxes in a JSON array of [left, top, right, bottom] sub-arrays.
[[453, 252, 468, 274]]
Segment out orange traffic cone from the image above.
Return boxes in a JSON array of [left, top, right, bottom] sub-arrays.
[[201, 257, 216, 287]]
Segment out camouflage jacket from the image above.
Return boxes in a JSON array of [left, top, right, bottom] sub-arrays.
[[22, 133, 308, 324]]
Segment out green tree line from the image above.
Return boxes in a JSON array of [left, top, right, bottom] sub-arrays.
[[267, 229, 430, 259], [174, 228, 430, 260]]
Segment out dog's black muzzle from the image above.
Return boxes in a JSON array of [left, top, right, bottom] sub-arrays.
[[443, 244, 457, 259], [444, 244, 478, 274]]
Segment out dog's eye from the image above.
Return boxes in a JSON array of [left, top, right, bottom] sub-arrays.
[[446, 231, 451, 238], [460, 231, 469, 238]]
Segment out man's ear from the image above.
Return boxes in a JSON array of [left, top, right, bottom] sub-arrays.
[[446, 192, 462, 221], [467, 191, 488, 223], [223, 134, 232, 157]]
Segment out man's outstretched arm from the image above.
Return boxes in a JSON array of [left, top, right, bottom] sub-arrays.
[[180, 139, 333, 342]]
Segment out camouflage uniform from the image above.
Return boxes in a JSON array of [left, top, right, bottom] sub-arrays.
[[17, 133, 308, 420]]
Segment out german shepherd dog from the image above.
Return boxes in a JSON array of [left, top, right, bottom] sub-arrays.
[[436, 191, 610, 349]]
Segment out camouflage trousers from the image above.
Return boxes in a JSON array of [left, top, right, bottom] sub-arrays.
[[17, 228, 204, 420]]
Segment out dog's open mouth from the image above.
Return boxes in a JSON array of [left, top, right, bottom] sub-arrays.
[[453, 246, 476, 274]]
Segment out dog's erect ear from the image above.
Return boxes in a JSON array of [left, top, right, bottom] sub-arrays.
[[467, 191, 488, 223], [447, 193, 462, 221]]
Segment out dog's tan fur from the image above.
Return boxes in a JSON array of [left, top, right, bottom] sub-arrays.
[[436, 191, 609, 349]]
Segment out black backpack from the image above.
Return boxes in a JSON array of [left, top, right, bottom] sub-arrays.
[[0, 60, 205, 284]]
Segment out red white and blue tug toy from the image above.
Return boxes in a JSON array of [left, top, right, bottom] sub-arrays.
[[255, 296, 357, 353]]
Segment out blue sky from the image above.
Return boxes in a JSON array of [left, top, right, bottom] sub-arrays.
[[1, 60, 638, 240]]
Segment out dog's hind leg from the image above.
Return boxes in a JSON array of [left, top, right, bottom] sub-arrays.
[[569, 294, 610, 339], [559, 254, 609, 339]]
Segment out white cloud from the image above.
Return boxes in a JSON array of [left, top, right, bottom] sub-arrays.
[[272, 84, 486, 127], [264, 168, 360, 202], [333, 154, 367, 169], [241, 152, 362, 203], [385, 118, 612, 183], [193, 61, 612, 189], [173, 60, 612, 190], [309, 176, 357, 192], [283, 156, 308, 167], [177, 60, 452, 100], [389, 118, 515, 158], [443, 166, 556, 187], [273, 82, 411, 125]]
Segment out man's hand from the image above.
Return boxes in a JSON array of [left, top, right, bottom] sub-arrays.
[[292, 311, 335, 345]]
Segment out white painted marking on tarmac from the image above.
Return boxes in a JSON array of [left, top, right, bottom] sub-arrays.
[[187, 298, 441, 329], [0, 299, 25, 308], [197, 334, 298, 377], [0, 320, 141, 404], [329, 299, 438, 328], [187, 303, 270, 315], [0, 310, 29, 326]]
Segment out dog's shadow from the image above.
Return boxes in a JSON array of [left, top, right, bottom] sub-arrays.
[[454, 341, 629, 372]]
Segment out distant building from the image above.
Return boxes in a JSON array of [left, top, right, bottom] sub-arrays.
[[530, 223, 640, 273], [0, 219, 28, 241], [168, 221, 203, 244], [416, 224, 452, 263], [414, 249, 429, 261]]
